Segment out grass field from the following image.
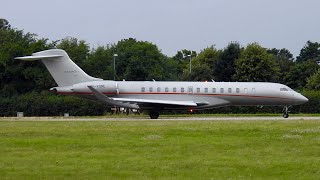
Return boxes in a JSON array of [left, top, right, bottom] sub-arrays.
[[0, 119, 320, 179]]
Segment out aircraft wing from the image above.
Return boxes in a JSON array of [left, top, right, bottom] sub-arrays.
[[88, 86, 200, 109], [113, 97, 230, 109], [88, 86, 139, 109], [113, 97, 198, 107]]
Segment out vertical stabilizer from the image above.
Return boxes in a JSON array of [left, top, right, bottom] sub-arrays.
[[15, 49, 102, 86]]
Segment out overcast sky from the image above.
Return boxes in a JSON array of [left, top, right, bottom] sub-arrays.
[[2, 0, 320, 57]]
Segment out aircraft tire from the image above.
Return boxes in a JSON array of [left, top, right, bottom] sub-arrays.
[[149, 111, 159, 119], [283, 113, 289, 118]]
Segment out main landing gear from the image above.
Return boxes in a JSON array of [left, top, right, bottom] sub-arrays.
[[149, 111, 159, 119], [282, 106, 290, 118]]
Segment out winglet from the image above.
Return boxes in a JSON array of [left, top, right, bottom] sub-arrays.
[[88, 86, 139, 109]]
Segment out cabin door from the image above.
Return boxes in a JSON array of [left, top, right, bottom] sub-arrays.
[[187, 86, 193, 95]]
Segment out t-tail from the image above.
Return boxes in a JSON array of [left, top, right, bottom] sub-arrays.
[[15, 49, 102, 86]]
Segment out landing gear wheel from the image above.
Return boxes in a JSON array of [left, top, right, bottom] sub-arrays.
[[149, 111, 159, 119], [282, 106, 290, 118], [283, 113, 289, 118]]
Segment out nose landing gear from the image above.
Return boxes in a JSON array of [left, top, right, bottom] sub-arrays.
[[282, 106, 290, 118]]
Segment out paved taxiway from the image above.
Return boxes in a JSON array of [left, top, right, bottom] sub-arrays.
[[1, 116, 320, 121]]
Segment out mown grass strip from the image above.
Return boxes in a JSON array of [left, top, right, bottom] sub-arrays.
[[0, 120, 319, 179]]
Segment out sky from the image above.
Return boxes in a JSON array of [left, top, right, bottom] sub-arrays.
[[2, 0, 320, 57]]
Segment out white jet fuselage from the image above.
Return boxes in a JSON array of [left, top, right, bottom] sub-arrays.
[[53, 80, 308, 110]]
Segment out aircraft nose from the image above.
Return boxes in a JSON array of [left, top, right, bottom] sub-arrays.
[[295, 93, 308, 104]]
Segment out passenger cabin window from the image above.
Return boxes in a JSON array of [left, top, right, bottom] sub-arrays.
[[173, 87, 177, 92], [141, 87, 145, 92], [252, 88, 256, 93], [188, 87, 193, 93], [212, 88, 216, 93], [197, 88, 200, 93], [220, 88, 224, 93], [228, 88, 232, 93], [165, 87, 169, 92], [244, 88, 248, 93], [236, 88, 240, 93], [205, 88, 208, 93], [181, 87, 185, 93], [157, 87, 161, 92], [280, 88, 288, 91], [149, 87, 153, 92]]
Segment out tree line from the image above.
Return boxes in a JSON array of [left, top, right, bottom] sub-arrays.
[[1, 18, 320, 116]]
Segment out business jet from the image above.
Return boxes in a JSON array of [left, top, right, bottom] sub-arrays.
[[15, 49, 308, 119]]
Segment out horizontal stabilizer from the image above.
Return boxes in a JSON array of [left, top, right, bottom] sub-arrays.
[[15, 55, 63, 61], [88, 86, 139, 109]]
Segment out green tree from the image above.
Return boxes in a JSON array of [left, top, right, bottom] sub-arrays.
[[296, 41, 320, 63], [168, 49, 197, 80], [0, 19, 54, 95], [181, 64, 213, 81], [172, 49, 197, 61], [306, 69, 320, 90], [267, 48, 294, 84], [83, 45, 114, 80], [214, 42, 241, 82], [112, 38, 169, 81], [56, 37, 89, 66], [189, 46, 219, 80], [192, 46, 219, 67], [285, 60, 319, 89], [0, 18, 11, 30], [233, 43, 280, 82], [161, 57, 180, 80]]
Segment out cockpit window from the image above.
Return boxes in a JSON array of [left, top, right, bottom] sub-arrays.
[[280, 88, 288, 91]]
